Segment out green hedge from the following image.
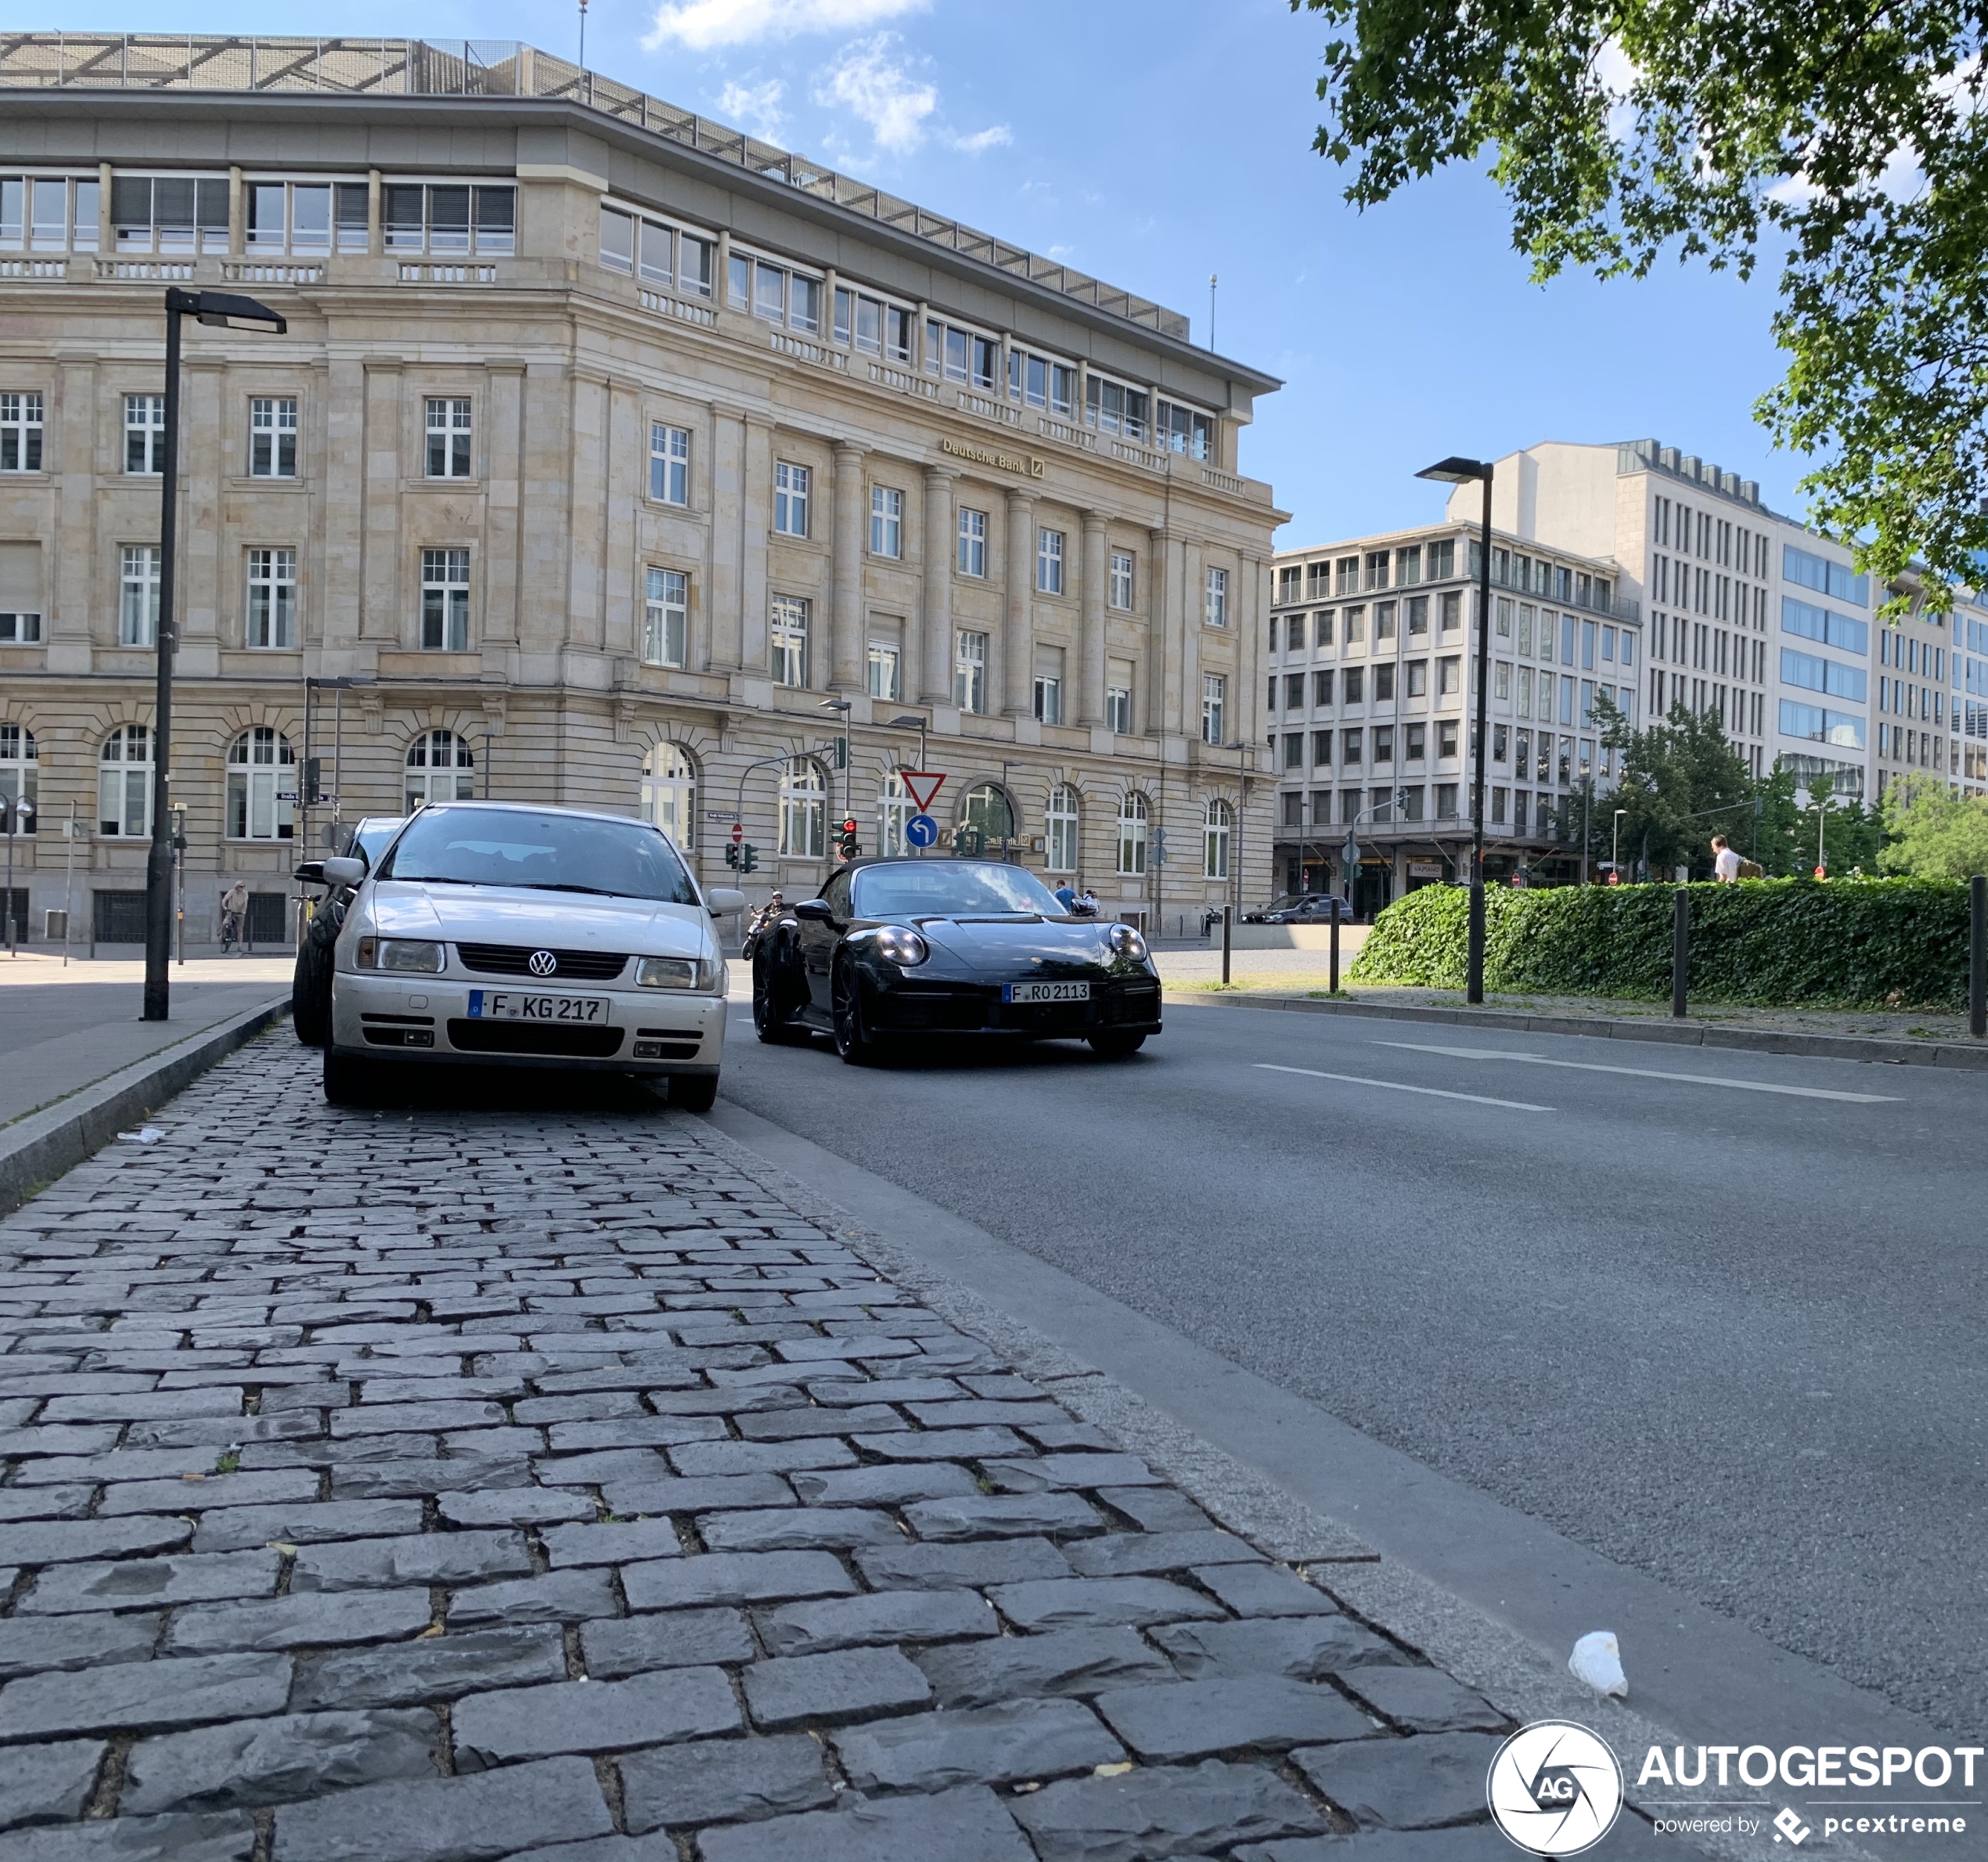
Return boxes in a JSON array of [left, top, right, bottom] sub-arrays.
[[1349, 877, 1972, 1008]]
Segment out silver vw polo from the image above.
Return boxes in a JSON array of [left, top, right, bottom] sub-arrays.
[[321, 801, 744, 1109]]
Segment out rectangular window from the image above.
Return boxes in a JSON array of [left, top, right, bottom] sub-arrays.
[[1373, 725, 1395, 765], [248, 398, 297, 479], [1781, 595, 1870, 656], [1780, 646, 1868, 703], [1286, 613, 1307, 653], [0, 392, 44, 472], [1205, 566, 1229, 627], [1034, 675, 1064, 725], [1406, 660, 1428, 697], [1406, 595, 1428, 636], [420, 548, 470, 651], [1314, 668, 1335, 707], [1342, 729, 1363, 767], [1313, 729, 1333, 766], [1038, 528, 1065, 595], [1405, 722, 1425, 762], [1084, 374, 1150, 441], [1278, 565, 1302, 604], [644, 567, 688, 668], [1106, 685, 1132, 734], [958, 507, 987, 577], [245, 547, 296, 649], [1366, 550, 1391, 592], [1560, 676, 1576, 726], [1201, 673, 1226, 744], [774, 461, 811, 538], [871, 485, 904, 559], [1158, 400, 1214, 459], [1284, 731, 1305, 770], [868, 640, 901, 701], [1396, 544, 1422, 586], [650, 423, 690, 506], [1439, 720, 1460, 760], [1779, 699, 1867, 751], [1110, 550, 1134, 610], [637, 219, 673, 283], [1428, 539, 1455, 581], [955, 630, 988, 712], [1375, 600, 1396, 642], [1435, 782, 1459, 818], [1439, 656, 1460, 695], [0, 609, 40, 643], [119, 544, 160, 646], [124, 394, 165, 474], [1344, 666, 1365, 704], [1784, 543, 1870, 608], [1439, 590, 1460, 632], [1316, 610, 1335, 648], [425, 398, 472, 478], [1374, 663, 1396, 701], [771, 594, 811, 688], [599, 206, 633, 272]]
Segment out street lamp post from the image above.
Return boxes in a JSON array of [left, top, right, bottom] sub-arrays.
[[1612, 808, 1627, 881], [1415, 456, 1495, 1003], [144, 288, 287, 1021], [819, 699, 853, 841]]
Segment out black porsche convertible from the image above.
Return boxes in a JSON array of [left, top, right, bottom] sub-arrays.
[[751, 857, 1162, 1064]]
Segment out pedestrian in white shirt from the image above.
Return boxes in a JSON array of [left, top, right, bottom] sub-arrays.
[[1711, 834, 1741, 883]]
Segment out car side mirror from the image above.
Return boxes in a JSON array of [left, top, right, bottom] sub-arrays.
[[704, 887, 747, 916], [320, 856, 367, 889], [293, 860, 327, 886], [792, 899, 834, 922]]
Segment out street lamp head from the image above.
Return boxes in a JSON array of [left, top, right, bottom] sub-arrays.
[[1415, 456, 1493, 484], [168, 288, 287, 333], [818, 697, 852, 713], [887, 714, 925, 729]]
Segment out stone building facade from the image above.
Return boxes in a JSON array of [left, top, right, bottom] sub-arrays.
[[0, 36, 1283, 945]]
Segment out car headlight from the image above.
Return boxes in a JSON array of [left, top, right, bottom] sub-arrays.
[[357, 937, 445, 973], [636, 956, 720, 990], [873, 924, 929, 967], [1108, 924, 1148, 960]]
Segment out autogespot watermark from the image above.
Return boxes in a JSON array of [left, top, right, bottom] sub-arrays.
[[1488, 1725, 1983, 1851]]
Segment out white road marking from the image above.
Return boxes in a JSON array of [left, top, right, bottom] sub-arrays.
[[1372, 1042, 1900, 1104], [1254, 1063, 1552, 1111]]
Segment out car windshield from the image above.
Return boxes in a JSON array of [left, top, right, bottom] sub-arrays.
[[852, 861, 1067, 920], [378, 808, 699, 903]]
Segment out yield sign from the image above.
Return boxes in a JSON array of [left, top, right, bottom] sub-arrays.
[[900, 770, 946, 814]]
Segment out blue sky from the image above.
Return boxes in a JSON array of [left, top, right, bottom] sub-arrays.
[[89, 0, 1806, 544]]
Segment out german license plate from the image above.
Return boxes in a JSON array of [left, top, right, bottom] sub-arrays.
[[466, 991, 607, 1023], [1003, 981, 1090, 1003]]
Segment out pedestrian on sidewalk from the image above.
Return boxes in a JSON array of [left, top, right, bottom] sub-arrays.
[[1711, 835, 1741, 884], [1053, 881, 1077, 913], [219, 880, 249, 952]]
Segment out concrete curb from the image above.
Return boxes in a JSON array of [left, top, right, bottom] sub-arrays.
[[0, 995, 291, 1216], [1178, 987, 1988, 1069]]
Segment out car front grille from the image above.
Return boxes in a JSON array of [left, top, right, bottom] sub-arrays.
[[454, 942, 628, 981], [446, 1020, 626, 1058], [1104, 985, 1161, 1025]]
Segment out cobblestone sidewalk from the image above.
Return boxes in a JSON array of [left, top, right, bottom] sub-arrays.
[[1, 1036, 1601, 1861]]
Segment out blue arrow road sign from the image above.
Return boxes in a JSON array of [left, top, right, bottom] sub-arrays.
[[905, 812, 938, 848]]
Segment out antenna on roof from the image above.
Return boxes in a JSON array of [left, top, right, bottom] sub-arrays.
[[1208, 273, 1217, 351], [578, 0, 589, 71]]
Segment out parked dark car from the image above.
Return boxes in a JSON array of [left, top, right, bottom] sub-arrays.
[[290, 817, 406, 1046], [1244, 893, 1355, 925], [752, 857, 1161, 1064]]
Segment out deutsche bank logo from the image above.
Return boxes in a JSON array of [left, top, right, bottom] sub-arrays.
[[1487, 1721, 1626, 1854]]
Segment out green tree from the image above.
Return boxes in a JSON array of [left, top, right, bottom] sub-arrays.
[[1296, 0, 1988, 603], [1878, 775, 1988, 878], [1591, 696, 1754, 879]]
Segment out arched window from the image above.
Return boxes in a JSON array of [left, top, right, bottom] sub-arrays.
[[0, 723, 36, 837], [405, 729, 475, 810], [99, 725, 153, 838], [876, 771, 913, 858], [1203, 798, 1232, 881], [1116, 792, 1149, 876], [1045, 784, 1079, 873], [226, 728, 296, 841], [960, 783, 1014, 852], [779, 757, 827, 858], [640, 743, 697, 848]]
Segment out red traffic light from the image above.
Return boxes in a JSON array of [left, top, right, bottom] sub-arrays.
[[841, 819, 859, 835]]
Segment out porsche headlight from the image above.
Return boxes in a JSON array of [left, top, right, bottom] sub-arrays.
[[357, 937, 445, 974], [1108, 923, 1148, 961], [636, 956, 719, 990], [873, 924, 930, 967]]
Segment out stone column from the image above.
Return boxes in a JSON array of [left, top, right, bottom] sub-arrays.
[[709, 407, 746, 675], [918, 465, 953, 705], [359, 357, 402, 643], [321, 353, 369, 660], [1003, 488, 1035, 716], [1146, 526, 1170, 737], [737, 415, 773, 676], [1079, 513, 1107, 726], [831, 442, 864, 692]]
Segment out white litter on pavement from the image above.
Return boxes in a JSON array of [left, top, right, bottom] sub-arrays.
[[116, 1125, 164, 1144], [1569, 1630, 1628, 1697]]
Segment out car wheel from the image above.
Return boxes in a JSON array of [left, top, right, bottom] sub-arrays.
[[752, 957, 811, 1045], [292, 936, 332, 1047], [831, 963, 881, 1066], [322, 1050, 376, 1106], [671, 1073, 719, 1113], [1087, 1032, 1147, 1059]]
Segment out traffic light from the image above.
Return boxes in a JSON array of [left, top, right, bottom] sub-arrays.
[[837, 819, 861, 860], [739, 844, 759, 874], [723, 843, 740, 870], [302, 757, 323, 805]]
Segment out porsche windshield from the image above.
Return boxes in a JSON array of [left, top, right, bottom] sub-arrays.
[[851, 861, 1066, 920], [378, 809, 699, 903]]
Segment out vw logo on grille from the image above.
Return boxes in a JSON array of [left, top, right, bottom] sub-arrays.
[[527, 949, 559, 978]]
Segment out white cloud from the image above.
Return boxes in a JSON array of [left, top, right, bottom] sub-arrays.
[[646, 0, 926, 51], [813, 34, 937, 153], [716, 77, 787, 141], [947, 123, 1013, 154]]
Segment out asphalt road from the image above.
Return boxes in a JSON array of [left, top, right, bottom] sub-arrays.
[[715, 993, 1988, 1736]]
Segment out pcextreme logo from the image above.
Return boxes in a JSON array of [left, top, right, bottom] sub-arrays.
[[1487, 1721, 1625, 1854]]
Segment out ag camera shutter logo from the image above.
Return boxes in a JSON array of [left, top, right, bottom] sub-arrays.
[[1487, 1721, 1625, 1854]]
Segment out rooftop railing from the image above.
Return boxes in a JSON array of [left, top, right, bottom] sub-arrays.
[[0, 33, 1193, 342]]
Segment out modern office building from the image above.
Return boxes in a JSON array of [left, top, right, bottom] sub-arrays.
[[1266, 523, 1640, 909], [0, 34, 1282, 946]]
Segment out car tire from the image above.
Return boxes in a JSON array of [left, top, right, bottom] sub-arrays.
[[1087, 1032, 1147, 1059], [322, 1050, 376, 1106], [292, 936, 333, 1047], [671, 1073, 719, 1113], [831, 963, 882, 1066], [752, 956, 812, 1045]]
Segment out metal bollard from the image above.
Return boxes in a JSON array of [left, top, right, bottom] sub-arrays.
[[1221, 905, 1232, 987], [1329, 906, 1341, 995], [1672, 886, 1689, 1020], [1972, 875, 1986, 1039]]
